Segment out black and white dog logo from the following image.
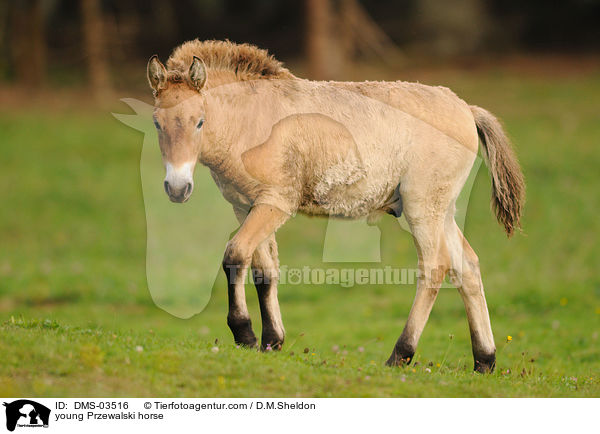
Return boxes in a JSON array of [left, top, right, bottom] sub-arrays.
[[3, 400, 50, 431]]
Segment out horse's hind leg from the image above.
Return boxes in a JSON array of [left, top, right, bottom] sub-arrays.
[[386, 212, 451, 366], [251, 234, 285, 350], [445, 220, 496, 372], [225, 204, 289, 347]]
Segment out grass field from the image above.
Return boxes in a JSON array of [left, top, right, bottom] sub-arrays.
[[1, 65, 599, 397]]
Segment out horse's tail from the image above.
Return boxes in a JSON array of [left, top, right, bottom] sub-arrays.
[[470, 105, 525, 236]]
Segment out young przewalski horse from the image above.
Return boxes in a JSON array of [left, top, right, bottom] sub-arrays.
[[147, 40, 524, 373]]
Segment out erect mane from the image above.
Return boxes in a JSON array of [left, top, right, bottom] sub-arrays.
[[166, 39, 295, 82]]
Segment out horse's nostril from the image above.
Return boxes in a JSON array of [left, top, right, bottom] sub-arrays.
[[185, 182, 193, 197], [164, 180, 170, 195]]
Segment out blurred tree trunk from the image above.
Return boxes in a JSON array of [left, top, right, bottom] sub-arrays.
[[80, 0, 112, 98], [305, 0, 337, 80], [339, 0, 403, 65], [415, 0, 490, 56], [9, 0, 46, 87], [306, 0, 401, 79]]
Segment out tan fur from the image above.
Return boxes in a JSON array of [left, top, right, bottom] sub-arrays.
[[148, 40, 525, 371]]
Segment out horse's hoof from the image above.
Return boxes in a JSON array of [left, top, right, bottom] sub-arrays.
[[261, 340, 283, 352], [260, 331, 284, 351], [227, 317, 258, 348], [474, 353, 496, 373], [234, 334, 258, 348], [385, 350, 414, 367]]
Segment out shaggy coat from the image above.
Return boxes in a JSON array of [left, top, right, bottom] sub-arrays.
[[147, 40, 525, 372]]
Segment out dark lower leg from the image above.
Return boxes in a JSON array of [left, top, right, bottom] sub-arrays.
[[386, 332, 416, 366], [473, 347, 496, 373], [224, 256, 257, 348], [252, 239, 285, 350], [254, 275, 285, 350]]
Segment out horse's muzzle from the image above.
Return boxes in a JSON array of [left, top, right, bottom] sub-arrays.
[[164, 180, 193, 203]]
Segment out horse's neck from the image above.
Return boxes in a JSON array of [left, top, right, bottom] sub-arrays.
[[200, 77, 288, 172]]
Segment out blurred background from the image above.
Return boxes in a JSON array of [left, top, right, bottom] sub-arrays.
[[1, 0, 599, 397], [1, 0, 600, 96]]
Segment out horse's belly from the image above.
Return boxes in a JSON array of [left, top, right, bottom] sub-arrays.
[[299, 168, 395, 218]]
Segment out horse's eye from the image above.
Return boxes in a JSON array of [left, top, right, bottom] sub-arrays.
[[153, 119, 161, 130], [197, 119, 204, 129]]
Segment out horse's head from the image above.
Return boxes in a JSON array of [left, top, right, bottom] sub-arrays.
[[147, 55, 207, 203]]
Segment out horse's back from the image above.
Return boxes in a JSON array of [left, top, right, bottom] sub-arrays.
[[331, 80, 478, 152]]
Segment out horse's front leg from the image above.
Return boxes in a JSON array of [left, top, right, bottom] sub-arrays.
[[251, 235, 285, 350], [224, 204, 289, 348], [223, 246, 257, 347]]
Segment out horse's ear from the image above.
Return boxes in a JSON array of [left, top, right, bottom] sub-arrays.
[[189, 56, 207, 91], [147, 55, 167, 93]]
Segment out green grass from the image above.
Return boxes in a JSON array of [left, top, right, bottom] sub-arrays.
[[1, 70, 599, 397]]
